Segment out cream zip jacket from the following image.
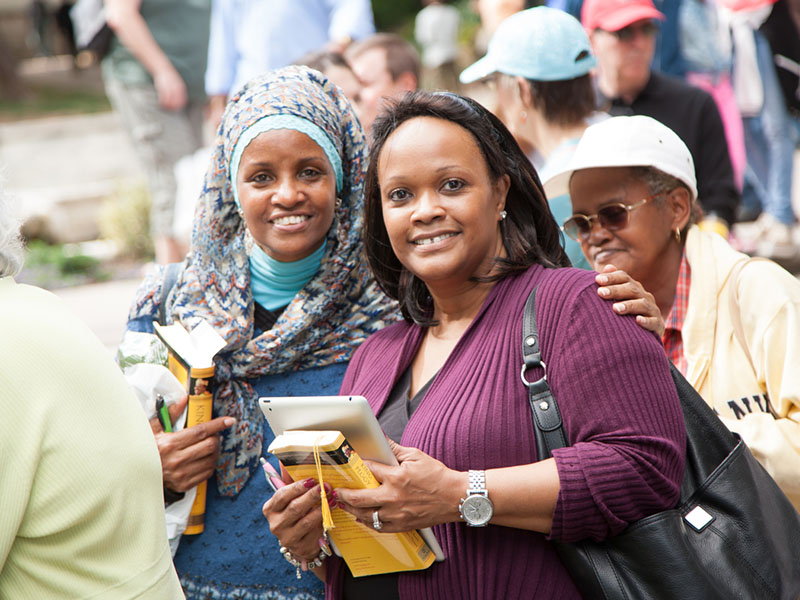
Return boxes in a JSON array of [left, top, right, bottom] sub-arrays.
[[683, 226, 800, 511]]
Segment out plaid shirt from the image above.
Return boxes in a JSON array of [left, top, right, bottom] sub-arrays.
[[662, 251, 691, 375]]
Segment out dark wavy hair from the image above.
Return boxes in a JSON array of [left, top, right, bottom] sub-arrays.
[[364, 91, 570, 325]]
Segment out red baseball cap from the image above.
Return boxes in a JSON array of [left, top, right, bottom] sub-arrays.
[[582, 0, 665, 32]]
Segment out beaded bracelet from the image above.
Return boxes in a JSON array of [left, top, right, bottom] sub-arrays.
[[279, 545, 329, 579]]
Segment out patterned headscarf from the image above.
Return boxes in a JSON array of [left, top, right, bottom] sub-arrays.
[[128, 66, 398, 496]]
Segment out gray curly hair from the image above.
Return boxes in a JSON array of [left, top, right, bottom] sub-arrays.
[[0, 186, 24, 277]]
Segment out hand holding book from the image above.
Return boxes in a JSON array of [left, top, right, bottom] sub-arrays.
[[261, 467, 332, 569], [333, 437, 465, 534], [155, 411, 236, 493], [266, 431, 438, 577]]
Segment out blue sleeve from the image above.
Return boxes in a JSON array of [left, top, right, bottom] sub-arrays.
[[205, 0, 237, 96], [325, 0, 375, 41]]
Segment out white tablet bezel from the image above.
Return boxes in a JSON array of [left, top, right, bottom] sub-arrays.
[[260, 395, 397, 466], [258, 395, 445, 562]]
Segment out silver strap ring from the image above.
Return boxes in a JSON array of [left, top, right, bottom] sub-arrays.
[[372, 509, 383, 530]]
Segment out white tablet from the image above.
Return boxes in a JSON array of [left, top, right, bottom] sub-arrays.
[[258, 395, 445, 562], [259, 395, 397, 466]]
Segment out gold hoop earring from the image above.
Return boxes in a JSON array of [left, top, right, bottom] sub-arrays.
[[674, 228, 681, 243]]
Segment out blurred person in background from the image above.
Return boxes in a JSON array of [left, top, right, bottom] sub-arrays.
[[582, 0, 741, 237], [760, 0, 800, 124], [28, 0, 50, 56], [717, 0, 799, 259], [205, 0, 375, 128], [677, 0, 746, 194], [470, 0, 525, 54], [548, 115, 800, 511], [0, 192, 183, 598], [546, 0, 583, 18], [460, 6, 599, 269], [102, 0, 210, 265], [345, 33, 420, 134], [415, 0, 462, 91], [547, 0, 688, 77]]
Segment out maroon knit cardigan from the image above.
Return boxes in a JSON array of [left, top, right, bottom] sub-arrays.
[[327, 264, 685, 599]]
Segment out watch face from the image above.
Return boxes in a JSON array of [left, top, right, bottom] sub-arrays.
[[462, 495, 493, 526]]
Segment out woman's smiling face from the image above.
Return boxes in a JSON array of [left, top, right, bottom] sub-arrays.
[[376, 116, 509, 289], [236, 129, 337, 262]]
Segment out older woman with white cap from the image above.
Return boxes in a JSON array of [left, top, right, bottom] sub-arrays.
[[460, 6, 603, 269], [546, 115, 800, 511]]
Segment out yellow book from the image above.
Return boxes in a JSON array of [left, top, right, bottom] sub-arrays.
[[154, 321, 226, 535], [268, 430, 436, 577]]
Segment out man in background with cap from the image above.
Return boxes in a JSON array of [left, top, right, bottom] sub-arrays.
[[582, 0, 740, 237], [460, 6, 601, 268]]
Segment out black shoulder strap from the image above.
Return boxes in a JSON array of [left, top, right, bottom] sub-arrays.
[[521, 286, 568, 460], [158, 261, 183, 326]]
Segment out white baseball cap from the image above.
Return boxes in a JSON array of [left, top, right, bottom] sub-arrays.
[[543, 115, 698, 201], [459, 7, 596, 84]]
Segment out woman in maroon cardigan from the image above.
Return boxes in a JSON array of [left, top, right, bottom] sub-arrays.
[[264, 92, 686, 599]]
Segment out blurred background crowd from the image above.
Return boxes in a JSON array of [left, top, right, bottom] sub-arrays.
[[1, 0, 799, 297]]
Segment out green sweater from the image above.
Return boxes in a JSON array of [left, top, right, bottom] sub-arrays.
[[0, 277, 183, 598]]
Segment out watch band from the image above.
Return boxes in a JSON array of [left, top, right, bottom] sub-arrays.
[[469, 469, 486, 492]]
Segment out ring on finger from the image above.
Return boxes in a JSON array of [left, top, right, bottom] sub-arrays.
[[372, 509, 383, 531]]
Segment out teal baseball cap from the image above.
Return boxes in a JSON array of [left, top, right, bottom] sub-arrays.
[[460, 6, 597, 84]]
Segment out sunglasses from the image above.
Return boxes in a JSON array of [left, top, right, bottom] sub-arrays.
[[562, 196, 652, 241], [607, 21, 660, 42]]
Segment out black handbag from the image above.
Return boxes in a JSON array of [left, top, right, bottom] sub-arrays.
[[520, 287, 800, 600]]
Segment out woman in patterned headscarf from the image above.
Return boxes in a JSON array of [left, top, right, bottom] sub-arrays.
[[119, 66, 398, 600]]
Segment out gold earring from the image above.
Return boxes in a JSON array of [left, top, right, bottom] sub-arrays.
[[674, 228, 681, 243]]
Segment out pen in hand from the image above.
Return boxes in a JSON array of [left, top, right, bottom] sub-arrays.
[[260, 457, 286, 493], [260, 457, 332, 563], [155, 394, 173, 433]]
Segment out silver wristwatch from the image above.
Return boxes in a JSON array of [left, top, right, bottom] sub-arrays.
[[458, 470, 493, 527]]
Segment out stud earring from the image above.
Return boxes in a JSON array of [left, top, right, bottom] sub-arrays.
[[520, 111, 527, 124], [500, 210, 508, 220]]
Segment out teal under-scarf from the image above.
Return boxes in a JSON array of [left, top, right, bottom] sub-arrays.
[[249, 240, 327, 311]]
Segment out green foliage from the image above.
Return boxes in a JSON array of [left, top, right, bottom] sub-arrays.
[[26, 240, 99, 273], [0, 85, 110, 122], [20, 240, 109, 288], [455, 0, 482, 46], [372, 0, 422, 32], [371, 0, 482, 60], [99, 181, 154, 260]]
